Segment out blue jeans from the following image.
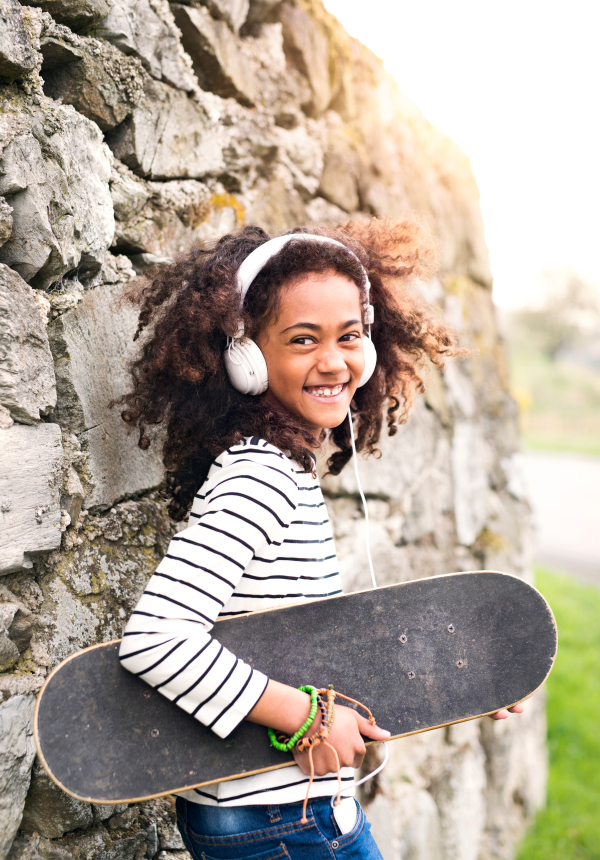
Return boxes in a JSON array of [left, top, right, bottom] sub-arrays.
[[176, 796, 383, 860]]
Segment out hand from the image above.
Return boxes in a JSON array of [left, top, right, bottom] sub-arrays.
[[292, 704, 390, 776], [489, 703, 525, 720]]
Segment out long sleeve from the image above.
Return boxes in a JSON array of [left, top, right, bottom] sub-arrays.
[[118, 451, 299, 738]]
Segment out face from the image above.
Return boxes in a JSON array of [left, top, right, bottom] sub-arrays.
[[255, 270, 366, 437]]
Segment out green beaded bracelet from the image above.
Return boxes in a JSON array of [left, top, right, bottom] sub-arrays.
[[268, 685, 318, 752]]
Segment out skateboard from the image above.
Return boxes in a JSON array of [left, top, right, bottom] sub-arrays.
[[34, 571, 557, 804]]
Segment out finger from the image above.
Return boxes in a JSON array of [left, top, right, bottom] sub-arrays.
[[356, 714, 391, 740], [489, 709, 509, 720], [509, 703, 525, 714], [293, 754, 311, 775]]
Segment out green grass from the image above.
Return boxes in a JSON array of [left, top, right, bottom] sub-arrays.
[[508, 344, 600, 456], [516, 568, 600, 859]]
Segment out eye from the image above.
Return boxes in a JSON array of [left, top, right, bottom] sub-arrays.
[[291, 336, 315, 345], [340, 333, 361, 342]]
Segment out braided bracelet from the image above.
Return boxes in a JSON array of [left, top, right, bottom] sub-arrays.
[[267, 685, 318, 752]]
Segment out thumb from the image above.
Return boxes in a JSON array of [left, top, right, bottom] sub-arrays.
[[356, 713, 391, 740]]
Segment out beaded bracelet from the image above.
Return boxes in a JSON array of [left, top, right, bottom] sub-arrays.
[[267, 685, 318, 752]]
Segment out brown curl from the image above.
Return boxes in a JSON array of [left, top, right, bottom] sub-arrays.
[[114, 219, 461, 521]]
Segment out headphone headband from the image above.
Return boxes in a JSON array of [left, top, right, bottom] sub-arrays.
[[233, 234, 372, 338]]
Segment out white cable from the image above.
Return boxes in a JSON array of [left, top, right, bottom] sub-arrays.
[[330, 742, 390, 807], [347, 407, 377, 590]]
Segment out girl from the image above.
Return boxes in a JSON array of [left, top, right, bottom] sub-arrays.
[[116, 219, 515, 859]]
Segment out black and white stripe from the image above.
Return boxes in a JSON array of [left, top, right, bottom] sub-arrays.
[[119, 438, 351, 807]]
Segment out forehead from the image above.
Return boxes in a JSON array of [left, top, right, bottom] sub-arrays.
[[277, 271, 362, 319]]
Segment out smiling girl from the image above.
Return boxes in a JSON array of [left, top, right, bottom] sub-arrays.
[[116, 220, 516, 859]]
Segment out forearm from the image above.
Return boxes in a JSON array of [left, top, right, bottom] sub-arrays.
[[246, 679, 314, 734]]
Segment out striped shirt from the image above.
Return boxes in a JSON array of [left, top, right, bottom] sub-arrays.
[[119, 437, 353, 806]]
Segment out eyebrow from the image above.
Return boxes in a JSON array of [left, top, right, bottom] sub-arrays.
[[280, 319, 362, 334]]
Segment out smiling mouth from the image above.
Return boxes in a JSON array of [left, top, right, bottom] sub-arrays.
[[304, 382, 348, 398]]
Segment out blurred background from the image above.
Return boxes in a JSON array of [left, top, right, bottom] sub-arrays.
[[324, 1, 600, 856]]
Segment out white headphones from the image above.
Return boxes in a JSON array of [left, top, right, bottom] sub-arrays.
[[223, 234, 377, 395]]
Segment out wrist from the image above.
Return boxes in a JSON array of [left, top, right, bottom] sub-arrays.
[[246, 679, 317, 735]]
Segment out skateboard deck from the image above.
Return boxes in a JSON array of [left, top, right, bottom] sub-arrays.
[[34, 571, 557, 804]]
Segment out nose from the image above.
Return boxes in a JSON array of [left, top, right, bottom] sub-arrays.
[[315, 342, 347, 375]]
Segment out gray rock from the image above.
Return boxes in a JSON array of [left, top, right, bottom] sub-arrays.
[[0, 422, 63, 575], [0, 103, 114, 290], [93, 802, 127, 822], [451, 420, 491, 547], [318, 114, 362, 213], [434, 740, 487, 860], [41, 30, 145, 132], [110, 162, 151, 223], [279, 1, 330, 115], [0, 199, 13, 248], [0, 0, 38, 79], [0, 696, 36, 859], [8, 825, 147, 860], [92, 0, 197, 93], [198, 0, 249, 33], [20, 760, 94, 838], [21, 0, 112, 32], [0, 599, 33, 671], [171, 4, 257, 105], [106, 76, 223, 180], [0, 265, 56, 424], [244, 0, 281, 27], [47, 282, 164, 510], [113, 175, 212, 258]]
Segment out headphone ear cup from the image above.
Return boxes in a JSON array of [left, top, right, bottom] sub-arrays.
[[224, 338, 269, 395], [357, 336, 377, 387]]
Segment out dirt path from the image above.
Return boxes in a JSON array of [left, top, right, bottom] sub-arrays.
[[523, 451, 600, 586]]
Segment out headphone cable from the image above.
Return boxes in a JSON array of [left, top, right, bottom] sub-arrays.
[[347, 407, 378, 590]]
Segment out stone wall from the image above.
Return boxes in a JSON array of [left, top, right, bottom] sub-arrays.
[[0, 1, 544, 858]]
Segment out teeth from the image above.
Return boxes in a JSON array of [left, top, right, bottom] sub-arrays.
[[307, 384, 344, 397]]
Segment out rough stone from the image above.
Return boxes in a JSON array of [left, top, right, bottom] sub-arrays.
[[0, 696, 36, 859], [0, 265, 56, 424], [0, 405, 13, 429], [0, 102, 114, 289], [243, 0, 281, 27], [279, 1, 331, 115], [0, 198, 13, 247], [36, 497, 173, 664], [106, 76, 223, 180], [479, 691, 548, 860], [21, 0, 112, 32], [318, 113, 363, 212], [0, 0, 38, 79], [198, 0, 249, 33], [40, 28, 145, 132], [433, 739, 488, 860], [47, 281, 164, 510], [7, 825, 147, 860], [20, 761, 94, 838], [92, 0, 197, 93], [0, 422, 63, 575], [111, 168, 215, 258], [171, 4, 257, 105], [276, 119, 324, 200]]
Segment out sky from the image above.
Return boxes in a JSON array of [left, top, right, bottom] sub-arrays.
[[323, 0, 600, 310]]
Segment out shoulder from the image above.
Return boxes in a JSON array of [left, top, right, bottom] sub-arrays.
[[210, 437, 302, 495]]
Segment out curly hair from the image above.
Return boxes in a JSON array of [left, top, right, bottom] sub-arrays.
[[116, 218, 460, 521]]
